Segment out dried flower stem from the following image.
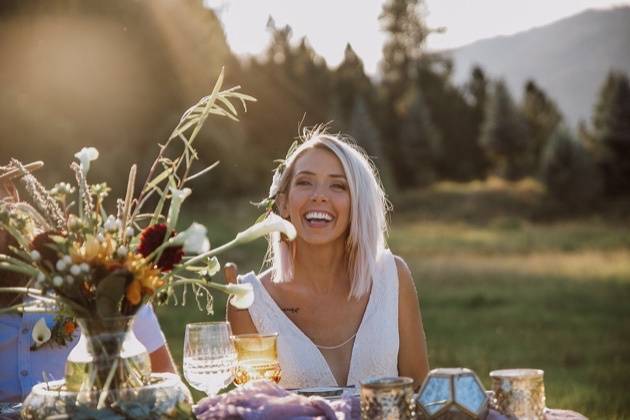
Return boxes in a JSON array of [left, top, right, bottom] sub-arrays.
[[71, 162, 94, 223], [10, 159, 65, 230]]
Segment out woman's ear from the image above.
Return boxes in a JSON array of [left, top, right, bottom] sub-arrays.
[[276, 193, 289, 218]]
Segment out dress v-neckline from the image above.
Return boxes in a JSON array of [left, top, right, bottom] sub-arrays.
[[252, 274, 377, 387]]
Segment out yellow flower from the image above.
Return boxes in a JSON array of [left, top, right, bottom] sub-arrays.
[[126, 278, 142, 305], [123, 253, 164, 305]]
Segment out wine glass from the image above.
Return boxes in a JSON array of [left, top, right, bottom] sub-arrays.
[[232, 333, 281, 385], [183, 322, 237, 396]]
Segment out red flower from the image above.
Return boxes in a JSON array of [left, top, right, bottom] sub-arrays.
[[137, 223, 183, 271], [30, 231, 62, 267]]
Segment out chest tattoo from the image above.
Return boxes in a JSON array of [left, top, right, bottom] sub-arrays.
[[281, 307, 300, 314]]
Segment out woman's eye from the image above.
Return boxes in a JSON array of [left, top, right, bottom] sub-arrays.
[[332, 183, 347, 190], [295, 179, 311, 186]]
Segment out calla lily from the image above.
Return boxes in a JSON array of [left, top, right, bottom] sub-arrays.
[[167, 186, 192, 228], [228, 283, 254, 309], [235, 213, 296, 244], [173, 222, 210, 254], [32, 318, 51, 347], [211, 282, 254, 309], [74, 147, 99, 176]]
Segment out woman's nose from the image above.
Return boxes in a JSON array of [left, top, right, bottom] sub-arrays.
[[310, 186, 328, 202]]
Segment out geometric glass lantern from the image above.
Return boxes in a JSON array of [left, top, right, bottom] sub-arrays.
[[416, 368, 489, 419]]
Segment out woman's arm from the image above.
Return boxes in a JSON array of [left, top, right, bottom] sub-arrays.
[[224, 263, 259, 335], [395, 255, 430, 390], [149, 345, 177, 373]]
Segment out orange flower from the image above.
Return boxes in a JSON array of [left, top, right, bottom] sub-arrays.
[[64, 320, 76, 335], [126, 278, 142, 305]]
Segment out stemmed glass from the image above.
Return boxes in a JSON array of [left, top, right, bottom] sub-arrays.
[[183, 322, 237, 396]]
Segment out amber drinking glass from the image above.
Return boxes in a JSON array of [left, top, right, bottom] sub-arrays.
[[232, 333, 281, 385]]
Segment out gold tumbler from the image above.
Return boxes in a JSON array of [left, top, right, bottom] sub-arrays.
[[489, 369, 545, 420], [360, 376, 415, 420]]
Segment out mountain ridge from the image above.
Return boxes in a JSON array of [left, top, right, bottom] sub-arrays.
[[445, 6, 630, 126]]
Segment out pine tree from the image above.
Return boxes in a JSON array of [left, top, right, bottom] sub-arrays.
[[520, 80, 563, 175], [332, 44, 374, 125], [480, 81, 529, 180], [378, 0, 433, 186], [541, 127, 601, 207], [464, 65, 491, 178], [349, 96, 396, 193], [395, 89, 440, 187], [417, 58, 486, 181], [591, 71, 630, 196]]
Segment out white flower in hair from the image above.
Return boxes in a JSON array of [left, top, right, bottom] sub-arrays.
[[269, 169, 282, 198]]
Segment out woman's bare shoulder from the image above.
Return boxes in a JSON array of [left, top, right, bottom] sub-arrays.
[[392, 254, 418, 297]]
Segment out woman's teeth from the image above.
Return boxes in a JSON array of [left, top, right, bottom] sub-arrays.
[[304, 211, 333, 222]]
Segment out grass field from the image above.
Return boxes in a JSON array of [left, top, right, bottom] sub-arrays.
[[156, 179, 630, 419]]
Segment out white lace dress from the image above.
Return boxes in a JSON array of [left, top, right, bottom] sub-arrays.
[[238, 249, 400, 388]]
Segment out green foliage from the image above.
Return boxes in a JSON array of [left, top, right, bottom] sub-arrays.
[[520, 80, 563, 175], [480, 81, 529, 180], [590, 71, 630, 196], [417, 59, 487, 180], [540, 127, 602, 207], [395, 89, 439, 187], [332, 44, 376, 125]]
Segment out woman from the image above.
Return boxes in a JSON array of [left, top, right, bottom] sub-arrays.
[[228, 127, 429, 389]]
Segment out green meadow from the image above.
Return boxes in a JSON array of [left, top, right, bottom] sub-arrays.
[[157, 180, 630, 419]]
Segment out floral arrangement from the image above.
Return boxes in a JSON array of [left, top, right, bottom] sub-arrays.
[[0, 70, 296, 335]]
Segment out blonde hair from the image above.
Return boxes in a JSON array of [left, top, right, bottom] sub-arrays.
[[266, 126, 391, 299]]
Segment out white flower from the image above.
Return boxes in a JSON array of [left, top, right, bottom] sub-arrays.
[[103, 215, 121, 232], [69, 265, 81, 276], [80, 262, 90, 273], [63, 255, 72, 265], [55, 260, 67, 272], [174, 223, 210, 254], [52, 276, 64, 287], [167, 187, 192, 228], [32, 318, 51, 347], [269, 169, 282, 198], [235, 213, 297, 244], [116, 246, 128, 257], [30, 250, 41, 261], [125, 227, 134, 238], [74, 147, 99, 176], [35, 272, 46, 287], [227, 283, 254, 309]]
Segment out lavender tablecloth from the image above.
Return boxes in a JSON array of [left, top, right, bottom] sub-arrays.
[[194, 380, 587, 420]]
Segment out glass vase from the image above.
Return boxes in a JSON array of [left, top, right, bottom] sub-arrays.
[[64, 316, 152, 400]]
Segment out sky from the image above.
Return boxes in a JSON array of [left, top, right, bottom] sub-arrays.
[[205, 0, 630, 75]]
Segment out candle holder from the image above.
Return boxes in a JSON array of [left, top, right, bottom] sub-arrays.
[[489, 369, 545, 420], [416, 368, 488, 419], [360, 376, 415, 419]]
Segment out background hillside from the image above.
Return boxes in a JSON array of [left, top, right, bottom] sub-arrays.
[[447, 6, 630, 125]]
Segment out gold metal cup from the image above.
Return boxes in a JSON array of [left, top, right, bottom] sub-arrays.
[[489, 369, 545, 420], [360, 376, 415, 420]]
